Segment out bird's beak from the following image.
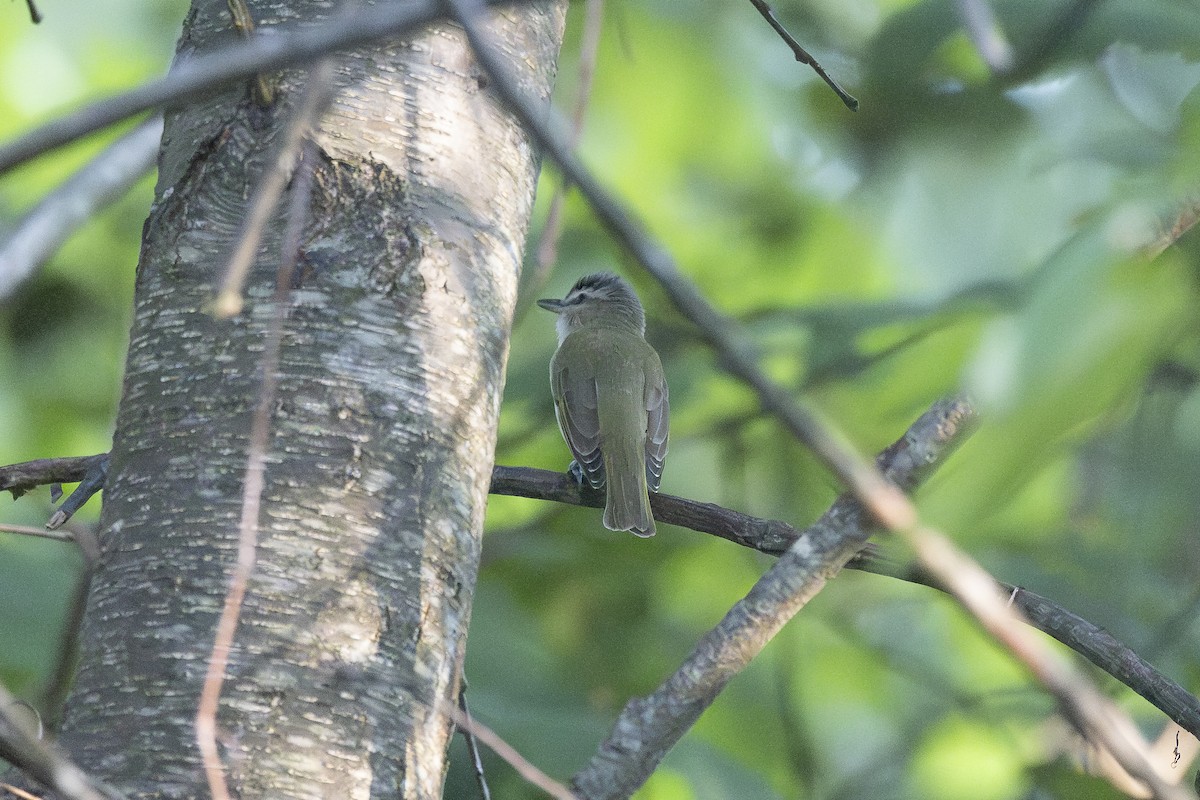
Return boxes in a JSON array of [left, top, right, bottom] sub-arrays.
[[536, 298, 564, 313]]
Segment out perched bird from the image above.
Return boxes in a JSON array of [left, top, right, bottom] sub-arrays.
[[537, 273, 669, 536]]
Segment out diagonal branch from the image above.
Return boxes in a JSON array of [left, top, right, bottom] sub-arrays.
[[0, 115, 161, 301], [447, 0, 913, 533], [744, 0, 858, 110], [449, 9, 1196, 795], [0, 683, 120, 800], [0, 0, 527, 176], [490, 461, 1200, 745], [443, 700, 579, 800], [565, 398, 968, 798]]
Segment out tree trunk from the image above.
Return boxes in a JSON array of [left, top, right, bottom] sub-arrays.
[[54, 2, 566, 797]]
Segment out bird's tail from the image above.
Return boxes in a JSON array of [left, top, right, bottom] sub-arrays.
[[602, 440, 655, 537]]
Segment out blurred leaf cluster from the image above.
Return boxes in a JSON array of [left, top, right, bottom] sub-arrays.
[[3, 0, 1200, 798]]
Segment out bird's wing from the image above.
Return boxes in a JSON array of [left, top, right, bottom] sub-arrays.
[[552, 361, 606, 488], [644, 357, 669, 492]]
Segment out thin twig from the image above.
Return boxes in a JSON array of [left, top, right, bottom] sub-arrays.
[[23, 0, 41, 24], [853, 557, 1200, 741], [0, 683, 116, 800], [443, 700, 579, 800], [37, 527, 99, 728], [458, 687, 492, 800], [0, 523, 75, 543], [0, 116, 161, 301], [744, 0, 857, 110], [0, 782, 44, 800], [900, 526, 1186, 799], [1148, 195, 1200, 260], [194, 102, 322, 800], [211, 58, 337, 317]]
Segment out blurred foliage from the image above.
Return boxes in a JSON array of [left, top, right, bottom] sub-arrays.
[[3, 0, 1200, 798]]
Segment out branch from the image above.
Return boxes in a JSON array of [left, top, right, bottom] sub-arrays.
[[564, 399, 963, 797], [0, 0, 532, 175], [457, 686, 493, 800], [0, 116, 161, 301], [858, 557, 1200, 742], [443, 700, 580, 800], [1149, 195, 1200, 260], [491, 461, 1200, 743], [0, 683, 120, 800], [744, 0, 858, 110], [0, 455, 108, 500]]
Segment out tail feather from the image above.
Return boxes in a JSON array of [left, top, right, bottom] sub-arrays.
[[602, 443, 655, 537]]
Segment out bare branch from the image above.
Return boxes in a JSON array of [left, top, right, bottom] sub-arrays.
[[457, 687, 493, 800], [1149, 195, 1200, 260], [0, 683, 119, 800], [0, 781, 44, 800], [0, 0, 527, 175], [744, 0, 858, 110], [567, 398, 971, 797], [0, 116, 161, 301], [854, 558, 1200, 741], [0, 455, 108, 499], [0, 523, 75, 543], [442, 700, 579, 800], [900, 526, 1189, 799]]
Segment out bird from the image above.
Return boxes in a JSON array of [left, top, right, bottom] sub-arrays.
[[537, 272, 669, 536]]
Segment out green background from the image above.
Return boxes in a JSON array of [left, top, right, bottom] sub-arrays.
[[2, 1, 1200, 798]]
